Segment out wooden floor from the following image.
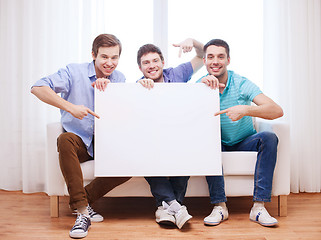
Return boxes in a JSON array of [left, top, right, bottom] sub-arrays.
[[1, 190, 321, 240]]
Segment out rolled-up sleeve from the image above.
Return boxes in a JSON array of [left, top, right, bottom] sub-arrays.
[[32, 67, 71, 94]]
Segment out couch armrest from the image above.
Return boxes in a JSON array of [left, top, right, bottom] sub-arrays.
[[46, 122, 65, 195], [256, 119, 290, 196]]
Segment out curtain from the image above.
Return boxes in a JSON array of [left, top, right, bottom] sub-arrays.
[[1, 0, 320, 194], [263, 0, 321, 192], [0, 0, 107, 193]]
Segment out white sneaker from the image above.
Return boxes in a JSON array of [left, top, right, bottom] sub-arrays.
[[155, 206, 176, 225], [174, 206, 192, 229], [204, 206, 229, 226], [250, 206, 278, 227]]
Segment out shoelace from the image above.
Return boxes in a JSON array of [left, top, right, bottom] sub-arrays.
[[212, 206, 223, 213], [87, 205, 97, 217], [255, 207, 268, 215], [72, 214, 90, 230], [73, 205, 97, 218], [162, 201, 181, 215]]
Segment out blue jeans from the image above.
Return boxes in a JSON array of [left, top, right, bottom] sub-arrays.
[[145, 176, 190, 206], [206, 131, 278, 203]]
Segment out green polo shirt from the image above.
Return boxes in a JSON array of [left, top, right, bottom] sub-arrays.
[[198, 70, 262, 146]]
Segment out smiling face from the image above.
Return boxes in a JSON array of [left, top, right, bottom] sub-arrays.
[[139, 52, 165, 82], [92, 45, 120, 78], [204, 45, 230, 83]]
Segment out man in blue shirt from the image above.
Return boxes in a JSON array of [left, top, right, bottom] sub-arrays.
[[31, 34, 131, 239], [199, 39, 283, 227], [136, 38, 204, 229]]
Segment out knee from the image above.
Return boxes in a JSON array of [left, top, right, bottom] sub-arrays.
[[260, 131, 278, 144], [57, 132, 78, 153], [258, 132, 279, 152]]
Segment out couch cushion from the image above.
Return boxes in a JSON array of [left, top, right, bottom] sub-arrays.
[[81, 160, 95, 181], [222, 152, 257, 176], [81, 152, 258, 180]]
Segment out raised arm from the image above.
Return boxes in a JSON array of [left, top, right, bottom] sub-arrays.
[[215, 93, 283, 121], [31, 86, 99, 119], [173, 38, 204, 72]]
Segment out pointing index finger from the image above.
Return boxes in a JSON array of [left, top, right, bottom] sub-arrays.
[[178, 47, 182, 58], [88, 109, 100, 119], [214, 109, 228, 116]]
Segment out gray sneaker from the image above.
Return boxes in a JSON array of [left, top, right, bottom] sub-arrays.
[[69, 213, 91, 239], [86, 205, 103, 222], [74, 205, 103, 223]]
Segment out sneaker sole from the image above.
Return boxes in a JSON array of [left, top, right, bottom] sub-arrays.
[[204, 218, 228, 226], [69, 226, 90, 239], [90, 216, 104, 223], [156, 219, 176, 226], [250, 218, 278, 227], [156, 216, 176, 226]]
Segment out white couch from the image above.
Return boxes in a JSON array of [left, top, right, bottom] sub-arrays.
[[46, 120, 290, 218]]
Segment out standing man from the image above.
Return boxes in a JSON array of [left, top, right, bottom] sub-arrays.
[[199, 39, 283, 227], [136, 38, 204, 229], [31, 34, 131, 239]]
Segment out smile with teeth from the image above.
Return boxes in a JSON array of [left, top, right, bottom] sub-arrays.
[[148, 69, 158, 74], [211, 66, 221, 72], [104, 66, 114, 71]]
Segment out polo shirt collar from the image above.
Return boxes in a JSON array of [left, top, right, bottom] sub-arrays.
[[224, 70, 233, 90]]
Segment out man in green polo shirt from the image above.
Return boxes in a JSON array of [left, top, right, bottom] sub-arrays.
[[198, 39, 284, 227]]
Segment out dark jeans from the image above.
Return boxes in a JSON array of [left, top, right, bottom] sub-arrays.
[[145, 176, 190, 206]]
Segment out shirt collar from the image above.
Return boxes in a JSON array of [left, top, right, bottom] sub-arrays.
[[88, 61, 96, 79], [225, 70, 233, 90], [88, 61, 116, 81], [138, 74, 167, 82], [163, 74, 170, 83]]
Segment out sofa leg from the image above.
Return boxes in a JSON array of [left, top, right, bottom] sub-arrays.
[[278, 195, 287, 217], [50, 196, 59, 217]]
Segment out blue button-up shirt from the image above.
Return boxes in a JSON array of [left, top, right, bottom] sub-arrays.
[[138, 62, 193, 82], [32, 61, 126, 156]]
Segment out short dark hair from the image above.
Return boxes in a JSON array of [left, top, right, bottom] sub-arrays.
[[137, 44, 164, 67], [92, 34, 122, 57], [204, 39, 230, 58]]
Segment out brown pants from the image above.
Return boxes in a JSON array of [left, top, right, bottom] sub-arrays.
[[57, 132, 131, 210]]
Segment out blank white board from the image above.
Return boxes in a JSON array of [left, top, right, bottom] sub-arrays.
[[94, 83, 222, 176]]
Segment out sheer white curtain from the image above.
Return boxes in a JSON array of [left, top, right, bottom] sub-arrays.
[[0, 0, 153, 193], [2, 0, 320, 194], [263, 0, 321, 192], [0, 0, 107, 193]]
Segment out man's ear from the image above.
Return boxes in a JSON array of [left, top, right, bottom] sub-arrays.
[[92, 51, 96, 60], [203, 57, 206, 64], [227, 57, 231, 65]]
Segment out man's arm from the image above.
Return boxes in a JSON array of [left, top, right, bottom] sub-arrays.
[[173, 38, 204, 72], [31, 86, 99, 119], [215, 93, 283, 121]]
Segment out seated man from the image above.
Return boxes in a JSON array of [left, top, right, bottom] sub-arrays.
[[136, 38, 204, 229], [31, 34, 131, 239], [199, 39, 283, 227]]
